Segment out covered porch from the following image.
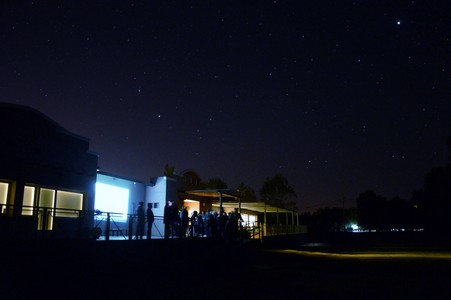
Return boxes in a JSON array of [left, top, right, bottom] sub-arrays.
[[181, 189, 307, 240]]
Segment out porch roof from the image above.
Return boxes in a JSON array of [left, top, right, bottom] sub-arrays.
[[183, 189, 297, 214]]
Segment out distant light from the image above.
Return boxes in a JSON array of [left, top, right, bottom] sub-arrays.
[[397, 21, 401, 25], [351, 224, 359, 231]]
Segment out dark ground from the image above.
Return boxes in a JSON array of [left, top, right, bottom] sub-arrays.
[[1, 237, 451, 299]]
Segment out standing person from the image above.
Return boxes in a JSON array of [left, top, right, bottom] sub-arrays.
[[216, 208, 227, 239], [190, 211, 200, 237], [225, 208, 244, 243], [164, 200, 178, 238], [209, 211, 218, 239], [233, 208, 244, 228], [146, 203, 154, 239], [180, 207, 189, 238], [136, 201, 145, 240]]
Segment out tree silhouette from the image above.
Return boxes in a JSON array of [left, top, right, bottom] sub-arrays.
[[205, 177, 228, 189], [422, 166, 451, 236], [179, 169, 204, 190], [236, 182, 257, 202], [410, 189, 425, 229], [260, 173, 297, 210], [421, 136, 451, 238], [386, 196, 414, 231], [311, 207, 344, 232], [356, 190, 387, 231], [164, 163, 175, 177]]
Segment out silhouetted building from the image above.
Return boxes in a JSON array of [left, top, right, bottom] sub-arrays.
[[0, 103, 98, 238]]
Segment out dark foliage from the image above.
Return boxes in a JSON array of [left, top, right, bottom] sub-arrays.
[[260, 173, 297, 210]]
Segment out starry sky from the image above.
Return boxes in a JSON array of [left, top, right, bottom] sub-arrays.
[[1, 1, 449, 212]]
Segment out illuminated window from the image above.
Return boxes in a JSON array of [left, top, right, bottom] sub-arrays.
[[38, 188, 55, 230], [95, 183, 129, 222], [55, 191, 83, 218], [22, 186, 36, 216], [39, 188, 55, 208], [241, 214, 257, 227], [0, 182, 8, 213], [249, 214, 257, 224]]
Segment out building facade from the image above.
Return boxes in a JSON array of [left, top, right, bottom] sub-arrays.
[[0, 103, 98, 238], [0, 103, 304, 240]]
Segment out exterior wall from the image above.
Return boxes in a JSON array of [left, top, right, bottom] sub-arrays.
[[95, 173, 145, 216], [146, 176, 178, 238], [94, 173, 146, 237], [146, 176, 167, 217], [94, 174, 175, 239]]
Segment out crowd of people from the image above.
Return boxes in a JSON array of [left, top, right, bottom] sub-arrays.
[[134, 200, 245, 243], [162, 200, 244, 242]]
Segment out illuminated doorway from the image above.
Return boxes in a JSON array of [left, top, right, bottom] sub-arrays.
[[182, 199, 200, 217]]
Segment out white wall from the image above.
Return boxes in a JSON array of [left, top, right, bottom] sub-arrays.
[[95, 173, 145, 225], [94, 174, 180, 238], [146, 176, 177, 238]]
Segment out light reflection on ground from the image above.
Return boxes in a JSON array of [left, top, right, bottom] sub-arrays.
[[271, 249, 451, 260]]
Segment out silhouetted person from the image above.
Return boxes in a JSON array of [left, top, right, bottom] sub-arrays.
[[146, 203, 154, 239], [180, 207, 189, 238], [164, 200, 178, 238], [225, 208, 243, 243], [136, 201, 145, 239], [209, 211, 218, 239], [190, 211, 200, 237], [216, 208, 227, 239]]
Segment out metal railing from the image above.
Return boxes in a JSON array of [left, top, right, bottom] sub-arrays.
[[1, 204, 306, 241], [262, 223, 307, 236], [241, 221, 261, 240]]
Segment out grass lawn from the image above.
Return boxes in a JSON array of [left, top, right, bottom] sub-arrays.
[[1, 239, 451, 299]]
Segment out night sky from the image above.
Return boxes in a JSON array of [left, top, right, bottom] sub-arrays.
[[1, 1, 449, 211]]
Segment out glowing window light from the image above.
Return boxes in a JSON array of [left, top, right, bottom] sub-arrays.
[[95, 183, 129, 222], [38, 188, 55, 230], [0, 182, 8, 206], [249, 214, 256, 224], [55, 191, 83, 218], [22, 186, 35, 216], [39, 188, 55, 208], [239, 214, 257, 228]]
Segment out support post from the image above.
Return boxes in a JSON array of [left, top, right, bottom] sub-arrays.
[[263, 204, 267, 237], [105, 213, 110, 241], [42, 207, 48, 239], [128, 214, 134, 240]]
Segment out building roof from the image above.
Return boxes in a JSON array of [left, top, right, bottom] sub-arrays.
[[183, 189, 297, 214], [216, 201, 296, 213], [184, 189, 239, 200]]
